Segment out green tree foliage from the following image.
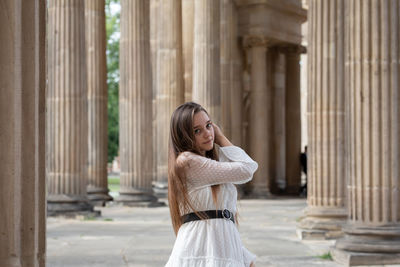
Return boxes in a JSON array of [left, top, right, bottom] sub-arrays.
[[105, 0, 120, 163]]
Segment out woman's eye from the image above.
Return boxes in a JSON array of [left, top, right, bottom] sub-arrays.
[[206, 123, 211, 128], [194, 129, 200, 134]]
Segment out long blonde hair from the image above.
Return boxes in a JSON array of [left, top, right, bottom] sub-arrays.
[[168, 102, 220, 234]]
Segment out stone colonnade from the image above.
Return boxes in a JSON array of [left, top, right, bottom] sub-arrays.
[[300, 0, 400, 265], [3, 0, 400, 265], [331, 0, 400, 265], [138, 0, 306, 198], [0, 0, 46, 265], [32, 0, 304, 211], [240, 39, 304, 196]]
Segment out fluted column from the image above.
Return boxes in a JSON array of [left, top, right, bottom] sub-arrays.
[[273, 51, 286, 191], [47, 0, 94, 215], [298, 0, 346, 240], [229, 2, 243, 147], [182, 0, 194, 102], [154, 0, 184, 195], [332, 1, 400, 265], [0, 0, 46, 265], [85, 0, 112, 205], [244, 36, 270, 197], [118, 0, 157, 206], [150, 0, 159, 187], [220, 0, 232, 138], [220, 0, 243, 145], [193, 0, 221, 123], [285, 45, 303, 194]]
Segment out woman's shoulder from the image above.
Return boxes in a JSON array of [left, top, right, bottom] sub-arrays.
[[176, 151, 206, 168]]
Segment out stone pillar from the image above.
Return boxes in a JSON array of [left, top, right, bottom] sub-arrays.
[[229, 2, 243, 147], [220, 0, 232, 138], [220, 0, 243, 144], [273, 51, 286, 191], [193, 0, 221, 124], [47, 0, 95, 215], [150, 0, 159, 95], [118, 0, 158, 206], [85, 0, 112, 205], [154, 0, 184, 195], [150, 0, 159, 190], [0, 1, 46, 265], [244, 36, 270, 197], [332, 0, 400, 265], [285, 46, 303, 194], [298, 0, 346, 240], [182, 0, 194, 102]]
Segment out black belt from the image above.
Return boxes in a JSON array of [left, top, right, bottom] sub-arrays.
[[181, 209, 235, 224]]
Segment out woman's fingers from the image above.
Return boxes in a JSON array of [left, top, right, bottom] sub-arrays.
[[212, 122, 221, 134]]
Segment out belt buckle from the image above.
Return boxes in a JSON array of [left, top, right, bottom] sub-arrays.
[[222, 209, 232, 220]]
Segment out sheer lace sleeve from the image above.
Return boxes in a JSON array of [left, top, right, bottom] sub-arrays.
[[177, 146, 258, 190]]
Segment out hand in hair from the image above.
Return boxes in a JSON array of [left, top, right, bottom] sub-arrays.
[[212, 123, 233, 147]]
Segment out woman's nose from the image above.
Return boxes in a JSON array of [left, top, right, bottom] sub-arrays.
[[204, 128, 211, 138]]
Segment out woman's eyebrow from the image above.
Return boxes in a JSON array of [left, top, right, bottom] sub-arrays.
[[193, 120, 211, 129]]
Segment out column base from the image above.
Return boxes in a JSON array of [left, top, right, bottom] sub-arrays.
[[152, 180, 168, 198], [297, 206, 346, 240], [332, 224, 400, 266], [47, 201, 100, 218], [297, 228, 343, 240], [87, 192, 113, 207], [115, 192, 166, 207], [331, 248, 400, 266], [0, 256, 45, 267], [87, 187, 113, 206]]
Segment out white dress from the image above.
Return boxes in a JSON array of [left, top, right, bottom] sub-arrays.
[[165, 145, 258, 267]]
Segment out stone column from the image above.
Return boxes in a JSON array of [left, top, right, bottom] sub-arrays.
[[298, 0, 346, 240], [47, 0, 95, 215], [0, 1, 46, 265], [154, 0, 184, 195], [85, 0, 112, 205], [118, 0, 158, 206], [229, 2, 243, 147], [220, 0, 232, 138], [150, 0, 159, 189], [193, 0, 221, 123], [273, 51, 286, 191], [220, 0, 243, 144], [285, 45, 303, 194], [244, 36, 270, 197], [182, 0, 194, 102], [150, 0, 159, 95], [332, 0, 400, 265]]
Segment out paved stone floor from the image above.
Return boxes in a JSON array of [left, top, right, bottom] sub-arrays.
[[46, 198, 399, 267]]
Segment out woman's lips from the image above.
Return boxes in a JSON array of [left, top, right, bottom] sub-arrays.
[[203, 139, 213, 144]]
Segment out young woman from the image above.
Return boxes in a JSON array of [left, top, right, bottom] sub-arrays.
[[165, 102, 258, 267]]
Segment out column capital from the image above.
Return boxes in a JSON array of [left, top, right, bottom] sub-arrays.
[[242, 35, 269, 49], [277, 44, 307, 54]]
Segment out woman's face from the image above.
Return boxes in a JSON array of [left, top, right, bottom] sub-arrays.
[[193, 111, 214, 156]]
